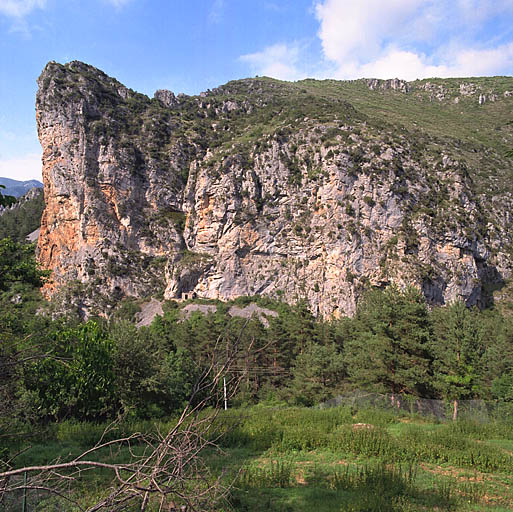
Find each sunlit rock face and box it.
[36,61,513,316]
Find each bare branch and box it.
[1,322,250,510]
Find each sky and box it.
[1,0,513,182]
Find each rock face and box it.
[36,61,513,317]
[366,78,410,93]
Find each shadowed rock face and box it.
[36,61,513,317]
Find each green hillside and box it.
[3,69,513,510]
[0,188,44,242]
[205,75,513,196]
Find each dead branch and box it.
[0,322,249,511]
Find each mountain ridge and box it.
[0,177,43,198]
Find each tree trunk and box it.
[452,399,458,421]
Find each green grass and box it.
[4,406,513,511]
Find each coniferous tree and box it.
[266,314,297,375]
[0,190,44,241]
[430,301,484,419]
[280,299,318,355]
[0,238,45,291]
[289,341,345,406]
[344,285,433,398]
[479,310,513,395]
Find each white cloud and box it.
[240,1,513,81]
[313,0,513,80]
[446,43,513,76]
[315,0,425,64]
[0,0,46,18]
[339,49,441,81]
[332,43,513,80]
[0,0,47,35]
[239,43,306,81]
[0,153,42,182]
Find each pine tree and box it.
[289,341,345,406]
[430,301,484,419]
[480,310,513,393]
[344,285,433,399]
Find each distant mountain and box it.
[0,177,43,197]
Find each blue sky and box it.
[1,0,513,181]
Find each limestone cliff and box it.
[36,61,513,316]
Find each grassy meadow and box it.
[4,405,513,511]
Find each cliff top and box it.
[38,61,513,198]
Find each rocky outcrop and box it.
[416,80,504,104]
[36,61,187,300]
[366,78,410,93]
[0,187,42,216]
[154,89,180,108]
[36,62,513,317]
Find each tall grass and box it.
[6,404,513,511]
[239,460,294,488]
[16,406,513,474]
[215,406,513,472]
[235,461,457,512]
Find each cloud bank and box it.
[241,0,513,80]
[239,43,306,81]
[315,0,513,79]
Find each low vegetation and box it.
[1,235,513,510]
[4,406,513,510]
